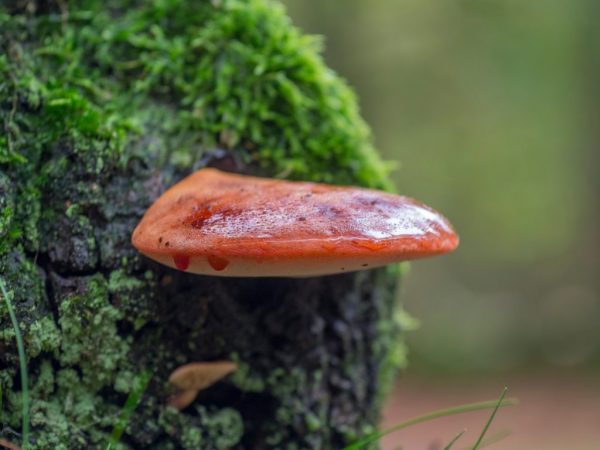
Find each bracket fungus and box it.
[132,168,458,277]
[167,361,237,410]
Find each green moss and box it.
[57,274,129,390]
[0,172,14,242]
[109,269,145,293]
[1,0,390,196]
[181,427,203,449]
[2,362,122,450]
[199,407,244,448]
[159,406,243,450]
[26,316,61,359]
[228,355,266,393]
[108,269,156,330]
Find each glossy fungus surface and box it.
[131,169,458,277]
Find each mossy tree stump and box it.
[0,1,406,448]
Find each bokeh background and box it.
[282,1,599,448]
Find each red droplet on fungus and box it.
[173,255,190,271]
[207,255,229,271]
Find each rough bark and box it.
[0,1,406,449]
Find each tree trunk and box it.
[0,1,405,449]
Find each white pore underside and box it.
[147,252,401,278]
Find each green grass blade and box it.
[0,277,29,449]
[105,370,152,450]
[342,395,518,450]
[443,430,466,450]
[471,387,507,450]
[459,430,511,450]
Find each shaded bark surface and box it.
[0,1,403,448]
[0,147,401,449]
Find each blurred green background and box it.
[282,0,599,375]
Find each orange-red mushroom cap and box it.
[131,168,458,277]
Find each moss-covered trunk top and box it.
[0,1,406,449]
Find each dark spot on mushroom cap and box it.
[190,206,213,229]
